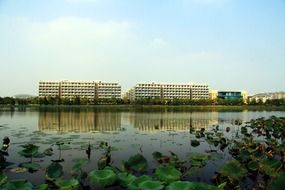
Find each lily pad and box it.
[117,172,137,187]
[1,179,33,190]
[152,151,163,161]
[0,171,8,186]
[155,165,181,183]
[72,158,88,173]
[122,154,148,173]
[247,160,259,172]
[88,168,116,187]
[271,172,285,190]
[139,180,164,190]
[191,140,200,147]
[55,178,79,190]
[260,157,281,176]
[189,153,209,168]
[187,167,200,176]
[188,182,219,190]
[46,162,63,179]
[219,160,247,181]
[166,181,191,190]
[18,144,39,158]
[127,175,152,190]
[20,162,41,172]
[210,152,224,161]
[38,184,49,190]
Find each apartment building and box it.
[190,84,209,99]
[39,80,121,99]
[249,92,285,103]
[127,82,209,100]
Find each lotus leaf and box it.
[38,184,49,190]
[123,154,148,172]
[247,160,258,172]
[166,181,191,190]
[72,158,88,173]
[55,178,79,190]
[271,172,285,190]
[0,171,7,186]
[187,167,200,176]
[219,160,247,181]
[138,180,164,190]
[1,179,33,190]
[155,165,181,183]
[46,162,63,179]
[153,151,163,161]
[20,162,41,172]
[88,168,116,187]
[117,172,137,187]
[191,140,200,147]
[18,144,39,158]
[127,175,152,190]
[260,157,281,176]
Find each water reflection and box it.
[38,111,226,133]
[38,111,122,133]
[129,112,219,132]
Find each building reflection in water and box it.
[129,112,219,132]
[38,111,122,133]
[38,111,250,133]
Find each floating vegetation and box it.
[1,116,285,189]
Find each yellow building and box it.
[39,80,121,99]
[127,82,209,100]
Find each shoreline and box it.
[1,104,285,111]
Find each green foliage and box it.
[55,178,79,190]
[72,158,88,173]
[219,160,247,181]
[117,172,137,187]
[155,165,182,183]
[138,180,164,190]
[88,168,116,187]
[127,175,152,190]
[0,171,8,186]
[122,154,148,173]
[46,162,63,179]
[1,179,33,190]
[19,162,41,172]
[18,144,39,158]
[271,172,285,190]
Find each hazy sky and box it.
[0,0,284,96]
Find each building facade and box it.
[39,80,121,99]
[127,82,209,100]
[249,92,285,103]
[210,90,248,103]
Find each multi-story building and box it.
[210,90,248,103]
[134,83,162,99]
[127,82,209,100]
[190,84,209,99]
[272,92,285,100]
[39,80,121,99]
[249,92,285,103]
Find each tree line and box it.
[1,96,285,106]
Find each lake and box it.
[0,107,285,189]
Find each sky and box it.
[0,0,285,96]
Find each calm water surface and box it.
[0,108,285,188]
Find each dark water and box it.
[0,108,285,187]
